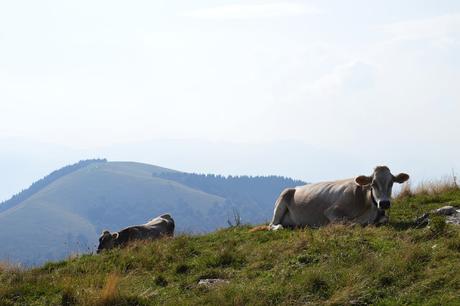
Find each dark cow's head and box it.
[355,166,409,210]
[97,230,119,253]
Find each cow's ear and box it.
[112,232,119,240]
[102,230,110,235]
[355,175,372,186]
[394,173,410,184]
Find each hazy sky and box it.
[1,1,459,201]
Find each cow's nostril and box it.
[379,201,391,210]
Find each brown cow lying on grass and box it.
[97,214,175,253]
[265,166,409,230]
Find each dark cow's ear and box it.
[355,175,372,186]
[112,232,119,240]
[394,173,410,184]
[102,230,110,235]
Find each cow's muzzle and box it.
[378,200,391,210]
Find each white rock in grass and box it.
[434,206,457,216]
[198,279,230,286]
[447,213,460,225]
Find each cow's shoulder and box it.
[352,184,368,205]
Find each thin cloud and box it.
[381,13,460,46]
[180,2,322,20]
[298,61,376,100]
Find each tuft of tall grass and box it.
[396,173,459,200]
[0,261,12,273]
[397,181,414,198]
[0,261,22,273]
[99,273,120,305]
[0,261,24,286]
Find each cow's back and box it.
[117,215,174,244]
[294,179,356,205]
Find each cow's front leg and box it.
[324,202,353,225]
[375,213,389,226]
[270,224,284,231]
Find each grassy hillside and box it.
[1,186,459,305]
[0,161,303,266]
[0,162,226,265]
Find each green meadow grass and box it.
[1,188,460,305]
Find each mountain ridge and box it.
[0,159,108,213]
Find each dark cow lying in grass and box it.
[97,214,175,253]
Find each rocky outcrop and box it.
[414,205,460,226]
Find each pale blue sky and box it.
[1,1,459,201]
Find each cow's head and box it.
[355,166,409,210]
[97,230,119,253]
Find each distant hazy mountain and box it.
[0,160,305,265]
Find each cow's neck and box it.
[363,186,377,208]
[370,188,379,207]
[358,185,372,208]
[355,185,381,224]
